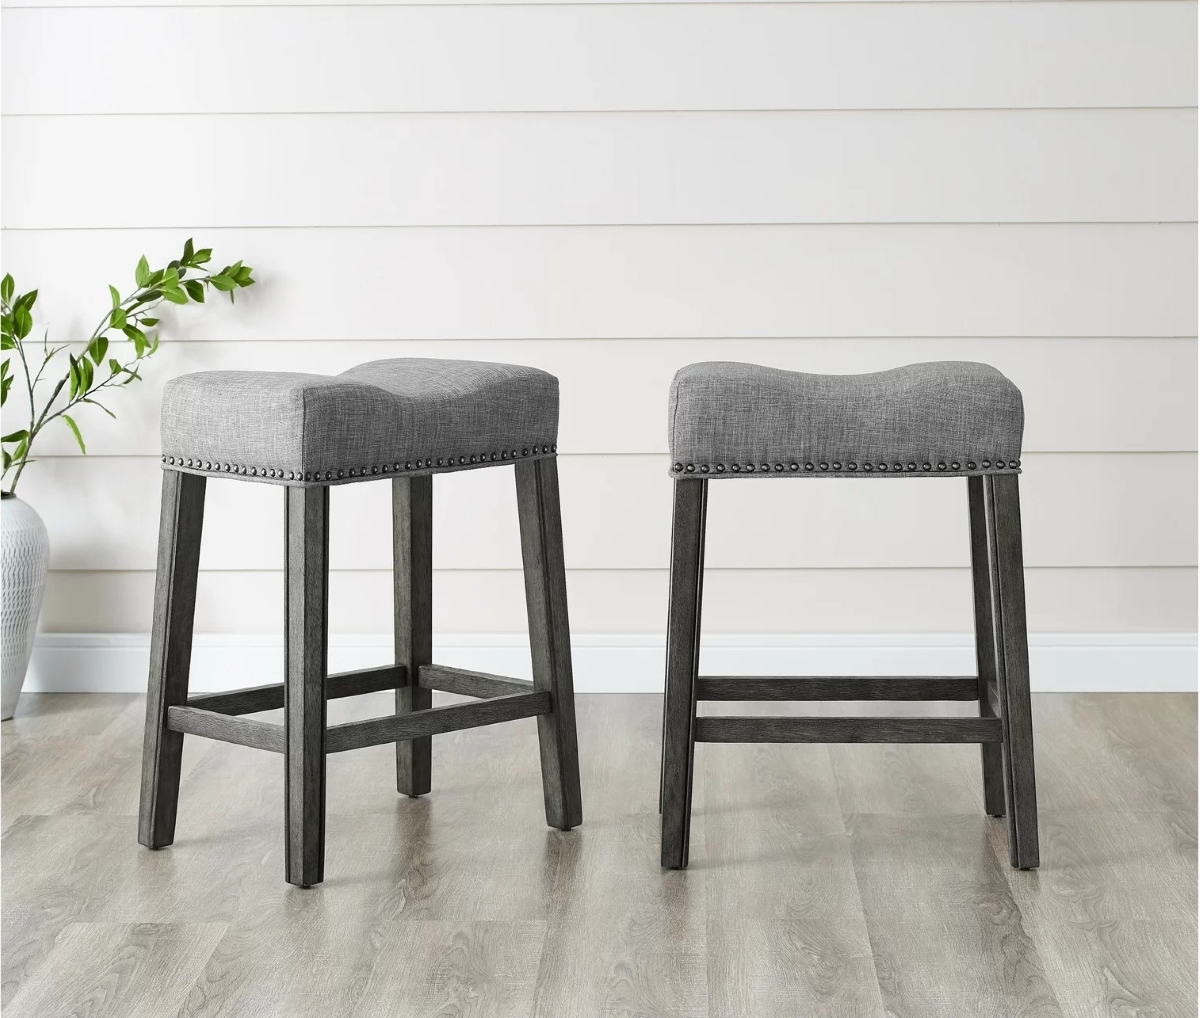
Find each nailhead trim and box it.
[666,456,1022,478]
[162,442,560,484]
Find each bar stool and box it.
[659,360,1038,870]
[139,358,583,886]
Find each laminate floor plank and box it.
[1,692,1195,1017]
[847,813,1064,1018]
[532,695,708,1018]
[4,920,225,1018]
[697,701,884,1017]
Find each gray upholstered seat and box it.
[668,360,1023,478]
[160,358,559,485]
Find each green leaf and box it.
[184,279,204,302]
[15,290,37,312]
[122,366,142,385]
[1,334,14,351]
[149,335,159,355]
[135,256,150,288]
[208,275,235,292]
[12,438,26,461]
[235,265,255,285]
[109,307,127,330]
[192,248,212,265]
[2,450,10,471]
[82,397,116,419]
[183,238,195,263]
[109,284,121,309]
[1,274,13,304]
[108,358,122,376]
[140,317,159,327]
[61,414,86,455]
[79,356,94,393]
[13,306,32,339]
[161,288,188,305]
[88,335,108,365]
[146,270,164,288]
[2,429,29,443]
[68,354,80,399]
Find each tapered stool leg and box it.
[661,479,707,869]
[393,476,433,797]
[516,458,583,830]
[139,470,206,849]
[988,475,1039,869]
[967,477,1006,817]
[284,486,329,887]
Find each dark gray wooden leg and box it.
[967,476,1006,817]
[393,476,433,797]
[661,478,707,869]
[515,458,583,831]
[284,486,329,887]
[138,470,206,849]
[988,474,1040,869]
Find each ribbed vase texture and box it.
[2,496,49,720]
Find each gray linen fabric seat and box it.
[668,361,1023,478]
[160,358,559,485]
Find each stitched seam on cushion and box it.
[669,375,681,461]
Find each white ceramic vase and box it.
[2,494,49,720]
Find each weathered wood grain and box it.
[695,715,1002,744]
[324,691,550,753]
[696,674,979,701]
[418,663,534,699]
[138,470,206,851]
[394,475,434,797]
[515,457,584,832]
[660,479,707,870]
[185,665,405,716]
[166,707,284,753]
[968,474,1007,818]
[284,485,329,887]
[988,474,1040,869]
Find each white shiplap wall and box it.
[1,0,1196,689]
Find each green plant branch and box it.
[1,239,254,494]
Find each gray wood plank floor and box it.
[2,692,1195,1017]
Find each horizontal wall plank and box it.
[3,225,1193,339]
[3,4,1193,115]
[6,110,1194,228]
[3,0,1158,9]
[38,567,1199,634]
[16,453,1196,571]
[17,338,1196,457]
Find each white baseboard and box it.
[24,632,1197,694]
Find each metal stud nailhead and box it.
[685,464,695,473]
[1009,460,1018,468]
[700,465,710,474]
[522,448,529,456]
[951,462,959,470]
[819,462,829,471]
[922,463,931,471]
[674,463,684,472]
[774,464,783,472]
[458,456,465,464]
[501,451,509,460]
[337,469,344,478]
[790,463,799,472]
[250,467,257,476]
[848,462,857,471]
[879,464,887,471]
[832,462,841,470]
[936,463,946,471]
[967,461,976,470]
[863,463,872,472]
[982,460,991,468]
[716,464,726,473]
[805,463,814,471]
[551,445,557,453]
[907,463,917,472]
[895,463,904,472]
[731,464,740,472]
[746,464,755,472]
